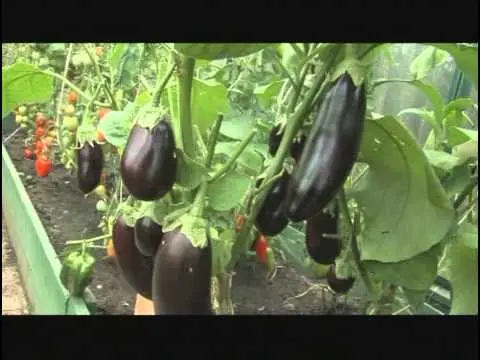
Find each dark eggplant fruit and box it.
[268,124,283,156]
[255,172,290,236]
[120,120,177,201]
[112,216,154,300]
[305,201,340,265]
[134,217,163,257]
[152,231,212,315]
[290,135,307,162]
[77,141,104,194]
[326,264,355,294]
[285,73,366,222]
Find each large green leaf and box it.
[397,108,440,134]
[426,43,478,88]
[423,150,461,172]
[352,116,456,262]
[174,43,270,60]
[192,78,229,134]
[219,114,256,141]
[443,98,475,117]
[410,46,450,80]
[2,63,54,119]
[363,244,442,290]
[444,235,478,314]
[373,79,445,123]
[207,171,250,212]
[214,141,263,174]
[113,43,145,90]
[97,104,137,149]
[254,80,285,109]
[175,149,209,190]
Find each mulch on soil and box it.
[3,128,364,315]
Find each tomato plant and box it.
[2,42,477,316]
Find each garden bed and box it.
[3,127,363,315]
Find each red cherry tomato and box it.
[35,158,53,177]
[98,108,111,120]
[255,235,269,264]
[35,127,46,138]
[24,148,34,160]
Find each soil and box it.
[3,128,364,315]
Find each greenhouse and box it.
[1,43,477,315]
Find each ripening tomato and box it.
[35,158,53,177]
[98,108,111,120]
[36,141,46,152]
[96,130,106,142]
[35,113,48,128]
[67,91,78,105]
[255,235,269,264]
[35,127,46,138]
[95,47,104,57]
[24,148,35,160]
[63,104,76,116]
[43,136,55,146]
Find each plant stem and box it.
[54,43,74,154]
[216,273,234,314]
[177,56,195,158]
[226,50,340,272]
[338,189,376,298]
[66,233,111,245]
[152,62,176,107]
[205,114,224,168]
[81,44,118,110]
[43,69,110,107]
[209,129,257,184]
[454,176,478,210]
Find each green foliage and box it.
[175,149,209,189]
[207,171,251,212]
[352,116,456,263]
[2,62,54,118]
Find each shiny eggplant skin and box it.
[326,264,355,294]
[152,231,212,315]
[134,217,163,257]
[255,172,290,236]
[112,216,154,299]
[120,120,177,201]
[305,201,340,265]
[285,73,366,222]
[268,124,283,156]
[77,141,104,194]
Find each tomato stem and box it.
[81,44,118,110]
[205,113,224,168]
[66,233,111,245]
[209,129,257,184]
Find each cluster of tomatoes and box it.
[59,91,80,169]
[17,104,56,178]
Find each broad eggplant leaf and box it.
[363,244,442,290]
[426,43,478,88]
[352,116,456,262]
[2,63,54,119]
[207,171,250,212]
[219,114,256,141]
[192,79,229,134]
[175,148,209,190]
[410,46,450,80]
